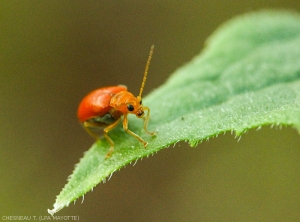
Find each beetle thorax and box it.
[109,91,143,116]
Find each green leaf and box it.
[48,10,300,215]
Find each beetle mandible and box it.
[77,45,156,158]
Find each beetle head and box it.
[110,91,144,117]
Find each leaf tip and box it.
[47,202,65,216]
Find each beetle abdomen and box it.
[87,113,116,125]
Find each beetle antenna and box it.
[138,45,154,100]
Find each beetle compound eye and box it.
[127,104,134,111]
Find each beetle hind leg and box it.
[83,119,121,159]
[83,121,101,140]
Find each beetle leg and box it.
[123,114,148,147]
[83,121,102,140]
[83,120,120,158]
[142,106,157,136]
[104,118,121,158]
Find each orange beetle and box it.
[77,45,156,158]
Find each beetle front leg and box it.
[142,106,157,136]
[123,114,148,147]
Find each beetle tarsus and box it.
[145,129,157,136]
[105,147,114,159]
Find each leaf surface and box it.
[48,10,300,215]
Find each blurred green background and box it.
[1,1,300,221]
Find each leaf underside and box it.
[48,10,300,215]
